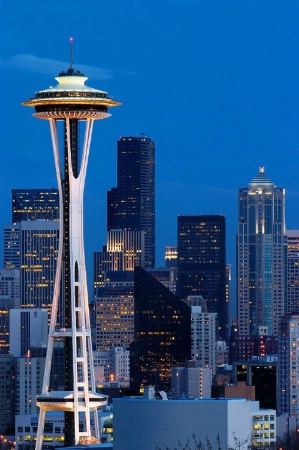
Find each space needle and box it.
[22,40,120,449]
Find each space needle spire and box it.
[23,44,120,449]
[70,37,74,69]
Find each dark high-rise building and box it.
[12,188,59,224]
[130,266,191,393]
[177,215,226,338]
[107,136,155,268]
[233,361,277,410]
[0,355,16,434]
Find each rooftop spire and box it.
[248,166,275,188]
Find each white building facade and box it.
[10,309,48,357]
[15,357,46,415]
[191,305,217,375]
[113,394,274,450]
[171,365,211,399]
[93,347,130,384]
[251,409,276,448]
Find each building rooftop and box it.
[248,166,275,188]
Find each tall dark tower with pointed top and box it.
[107,135,156,268]
[23,43,120,448]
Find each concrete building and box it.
[95,271,134,351]
[0,268,20,354]
[19,221,59,312]
[278,312,299,419]
[113,390,275,450]
[3,225,21,270]
[286,229,299,314]
[4,221,60,321]
[15,357,46,415]
[0,268,20,302]
[224,381,255,401]
[15,409,114,449]
[10,309,48,357]
[0,298,15,354]
[191,305,217,375]
[15,413,64,449]
[0,355,16,434]
[216,340,229,366]
[171,363,211,399]
[250,408,276,448]
[93,347,130,384]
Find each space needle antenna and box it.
[69,37,74,69]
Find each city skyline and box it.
[2,1,299,307]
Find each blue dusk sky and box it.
[1,0,299,308]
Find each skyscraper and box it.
[95,271,135,351]
[93,228,145,292]
[4,225,21,269]
[5,188,59,266]
[177,215,226,338]
[0,355,16,434]
[18,221,60,312]
[191,305,217,375]
[0,268,20,354]
[277,312,299,420]
[237,167,287,336]
[130,266,191,393]
[286,230,299,314]
[9,309,48,357]
[4,221,60,323]
[12,188,59,223]
[107,136,155,268]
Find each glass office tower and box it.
[237,167,287,336]
[177,215,227,338]
[12,188,59,223]
[107,136,155,268]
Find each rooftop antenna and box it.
[69,37,74,69]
